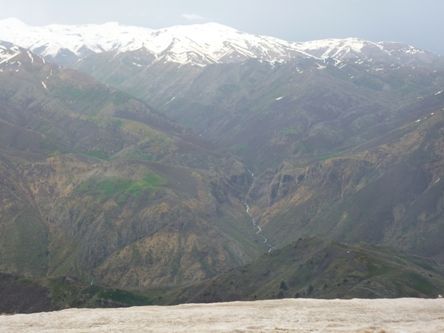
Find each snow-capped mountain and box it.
[0,18,435,68]
[0,18,310,66]
[0,40,47,70]
[301,38,433,65]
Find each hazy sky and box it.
[0,0,443,53]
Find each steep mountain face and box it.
[247,92,444,262]
[77,47,443,170]
[0,42,264,290]
[170,238,444,302]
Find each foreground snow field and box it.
[1,299,444,332]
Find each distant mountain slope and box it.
[247,91,444,262]
[0,42,264,290]
[171,238,444,303]
[1,19,441,171]
[71,46,443,171]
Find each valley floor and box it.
[1,299,444,332]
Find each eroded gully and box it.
[244,169,273,253]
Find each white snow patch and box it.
[0,50,20,65]
[435,90,443,96]
[165,96,176,105]
[1,299,444,332]
[275,96,285,101]
[41,81,47,90]
[27,50,34,63]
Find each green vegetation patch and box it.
[83,115,124,129]
[76,172,167,201]
[81,150,111,160]
[124,149,155,161]
[97,289,153,306]
[46,278,153,309]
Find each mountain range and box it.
[0,18,434,67]
[0,18,443,312]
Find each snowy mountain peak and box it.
[0,40,48,71]
[0,19,311,66]
[0,18,433,67]
[298,38,381,59]
[297,37,429,64]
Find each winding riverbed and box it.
[244,202,273,253]
[244,169,273,253]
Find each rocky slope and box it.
[244,91,444,262]
[171,238,444,303]
[0,42,264,289]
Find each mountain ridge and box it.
[0,18,436,67]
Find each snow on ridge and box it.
[296,38,429,63]
[297,38,378,58]
[0,18,432,67]
[0,18,309,66]
[0,42,21,65]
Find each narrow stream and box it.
[244,169,273,253]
